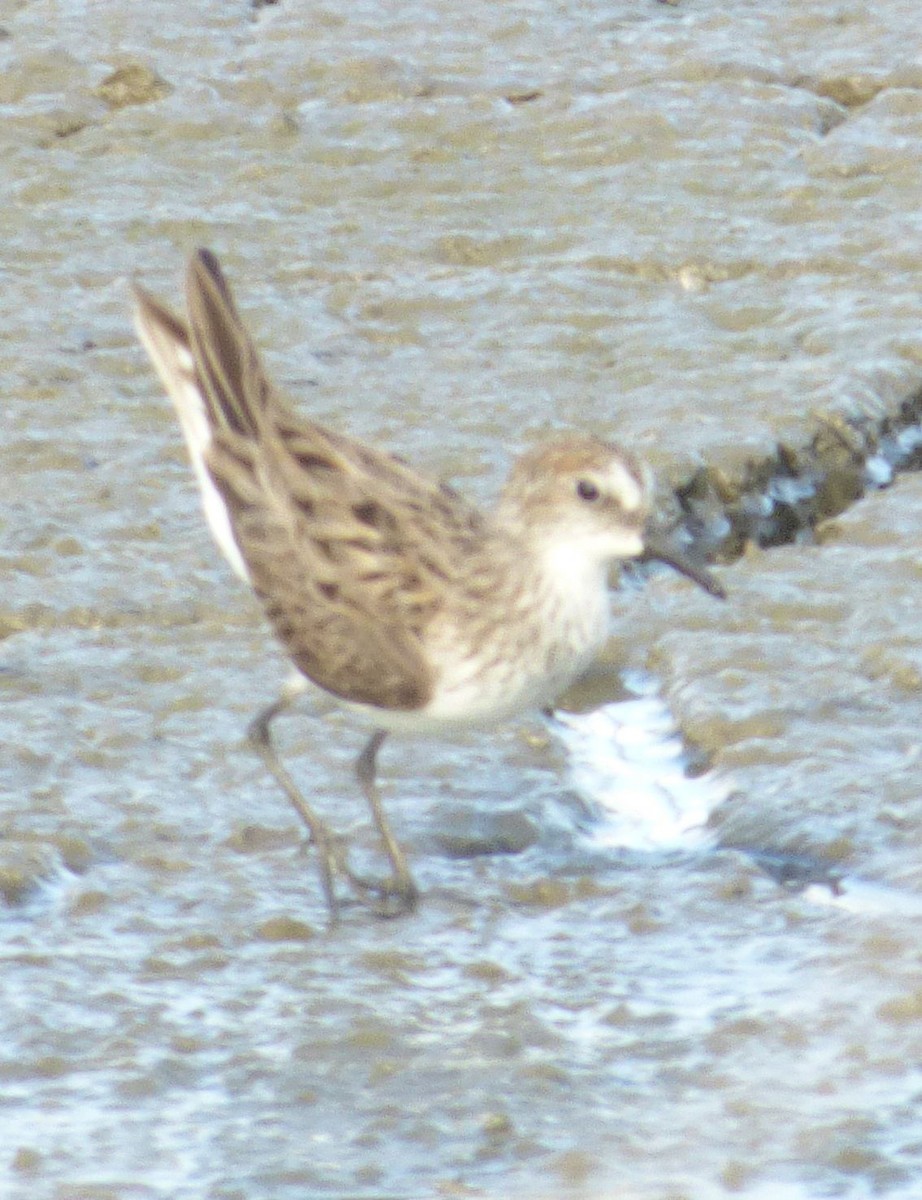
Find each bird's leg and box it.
[338,729,419,917]
[248,694,342,922]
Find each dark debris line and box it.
[673,382,922,564]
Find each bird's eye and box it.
[576,479,600,502]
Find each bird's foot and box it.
[335,853,419,918]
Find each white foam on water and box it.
[553,679,728,852]
[800,877,922,918]
[553,674,922,922]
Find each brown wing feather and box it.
[185,249,269,437]
[185,250,482,712]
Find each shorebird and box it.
[133,250,723,919]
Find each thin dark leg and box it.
[248,695,341,921]
[347,729,419,917]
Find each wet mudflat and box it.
[3,1,922,1197]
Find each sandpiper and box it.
[133,250,723,919]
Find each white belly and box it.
[381,571,612,733]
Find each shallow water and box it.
[3,1,922,1198]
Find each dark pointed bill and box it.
[642,534,726,600]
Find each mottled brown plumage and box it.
[133,249,723,919]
